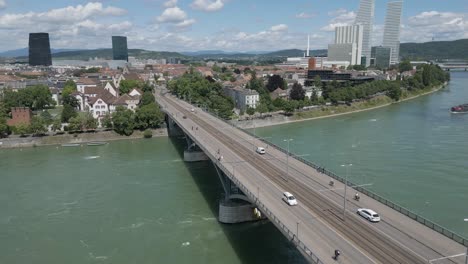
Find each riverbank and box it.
[0,128,168,149]
[233,83,447,129]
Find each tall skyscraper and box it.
[382,1,403,65]
[28,33,52,66]
[112,36,128,61]
[354,0,375,66]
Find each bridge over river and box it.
[156,91,467,264]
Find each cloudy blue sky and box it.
[0,0,466,52]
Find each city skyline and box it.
[0,0,466,52]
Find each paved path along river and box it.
[0,72,467,263]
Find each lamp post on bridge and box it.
[465,218,468,264]
[341,163,352,221]
[283,139,293,181]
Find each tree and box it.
[289,82,305,101]
[40,110,53,125]
[135,103,165,130]
[51,119,62,132]
[266,74,286,92]
[84,112,98,131]
[62,93,79,107]
[61,104,77,122]
[101,113,113,129]
[112,106,135,136]
[281,101,295,115]
[67,116,81,132]
[399,60,413,73]
[15,123,30,137]
[422,64,433,87]
[0,114,9,138]
[62,80,77,98]
[387,84,402,101]
[256,104,268,115]
[141,82,154,93]
[29,85,56,110]
[246,107,255,116]
[233,68,241,74]
[311,90,318,103]
[29,116,47,136]
[314,76,322,89]
[119,80,142,95]
[140,92,156,106]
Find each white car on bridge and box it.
[256,147,266,154]
[357,208,381,222]
[283,192,298,206]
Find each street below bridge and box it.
[157,92,467,264]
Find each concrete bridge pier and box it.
[214,164,265,224]
[165,114,184,137]
[183,136,209,162]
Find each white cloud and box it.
[164,0,177,8]
[401,11,467,42]
[0,0,6,9]
[270,24,288,32]
[296,12,315,19]
[191,0,225,12]
[175,19,196,28]
[156,7,187,23]
[321,9,356,32]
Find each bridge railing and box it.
[194,107,468,248]
[215,160,324,264]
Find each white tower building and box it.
[382,1,403,65]
[354,0,375,66]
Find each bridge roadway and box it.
[157,93,466,264]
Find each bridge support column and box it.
[183,136,209,162]
[165,114,184,137]
[213,164,265,224]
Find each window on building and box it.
[96,111,100,116]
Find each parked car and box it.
[357,208,381,222]
[256,147,266,154]
[282,192,298,206]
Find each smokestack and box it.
[306,35,310,57]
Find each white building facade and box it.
[354,0,375,66]
[382,1,403,65]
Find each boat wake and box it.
[84,156,100,160]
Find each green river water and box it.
[1,72,467,263]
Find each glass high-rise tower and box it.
[112,36,128,61]
[28,33,52,66]
[354,0,375,66]
[382,1,403,65]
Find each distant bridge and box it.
[434,61,468,71]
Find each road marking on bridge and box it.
[428,252,466,263]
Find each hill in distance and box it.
[400,39,468,60]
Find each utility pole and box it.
[341,163,352,221]
[283,139,293,181]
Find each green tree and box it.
[61,104,77,122]
[246,107,255,116]
[256,104,268,115]
[15,123,30,137]
[135,103,165,130]
[29,116,47,136]
[62,80,77,98]
[29,85,56,110]
[289,82,305,101]
[282,101,295,115]
[399,60,413,73]
[84,112,98,131]
[51,119,62,132]
[313,76,322,88]
[266,74,286,92]
[422,64,433,87]
[112,106,135,136]
[67,116,81,132]
[141,82,154,93]
[40,110,53,125]
[233,68,241,74]
[101,113,113,130]
[0,113,9,138]
[387,84,402,101]
[140,92,156,106]
[119,80,143,95]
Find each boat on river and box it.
[61,143,81,147]
[87,141,108,146]
[450,104,468,113]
